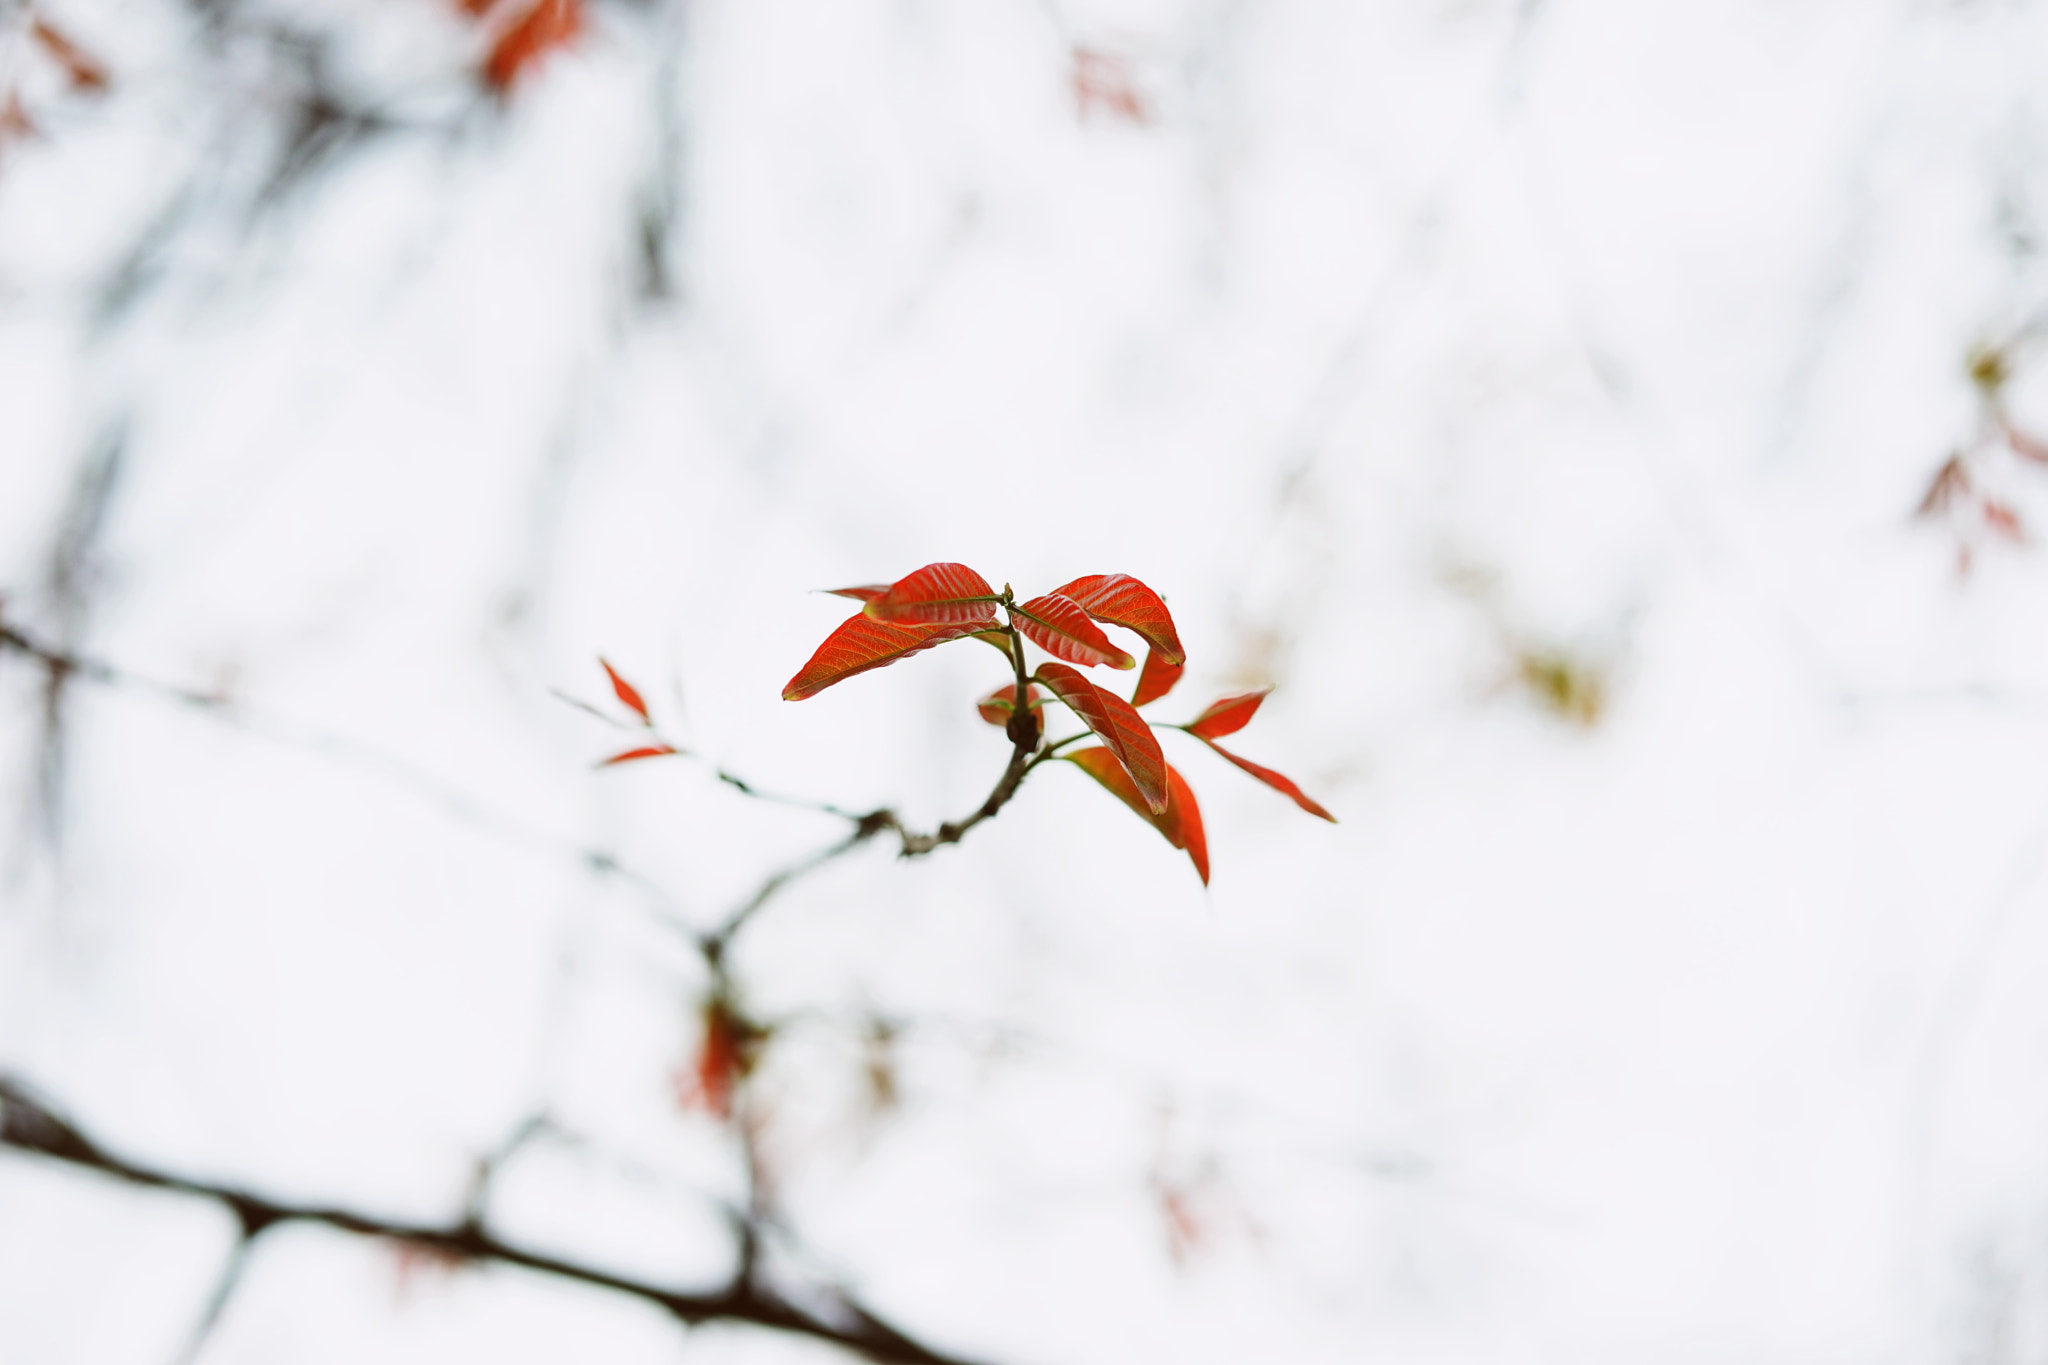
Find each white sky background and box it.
[5,0,2048,1361]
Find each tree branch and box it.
[0,1078,993,1365]
[168,1233,257,1365]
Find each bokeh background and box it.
[7,0,2048,1361]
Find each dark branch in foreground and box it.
[0,1079,992,1365]
[0,619,1040,1365]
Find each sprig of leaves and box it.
[773,562,1334,882]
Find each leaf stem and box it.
[894,615,1044,857]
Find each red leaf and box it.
[865,562,1001,627]
[1035,661,1168,813]
[976,683,1046,727]
[2006,421,2048,466]
[483,0,583,93]
[679,1001,755,1121]
[456,0,500,14]
[783,611,983,701]
[1199,739,1335,822]
[0,93,35,144]
[599,657,651,724]
[1131,647,1183,707]
[598,744,677,766]
[1052,574,1185,665]
[1072,47,1152,126]
[1186,689,1270,740]
[30,19,109,94]
[1012,594,1135,669]
[1067,749,1208,884]
[825,584,889,602]
[1985,500,2027,543]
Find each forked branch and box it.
[0,1078,991,1365]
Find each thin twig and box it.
[169,1233,258,1365]
[0,622,705,939]
[0,1078,991,1365]
[706,816,896,956]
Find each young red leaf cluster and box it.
[1916,344,2048,574]
[774,562,1334,882]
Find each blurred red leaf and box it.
[783,611,983,700]
[825,584,889,602]
[1052,573,1184,665]
[483,0,582,93]
[1067,749,1207,884]
[30,19,108,94]
[865,562,1000,627]
[387,1241,470,1302]
[1035,661,1167,813]
[1917,454,1971,517]
[1186,689,1270,740]
[1199,739,1335,822]
[976,682,1046,727]
[1985,500,2027,543]
[455,0,500,14]
[1072,47,1151,126]
[1131,647,1183,707]
[0,93,35,144]
[2005,420,2048,466]
[597,744,676,766]
[678,1001,755,1121]
[1161,1186,1205,1265]
[1013,593,1135,669]
[599,657,651,724]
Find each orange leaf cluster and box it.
[771,562,1333,882]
